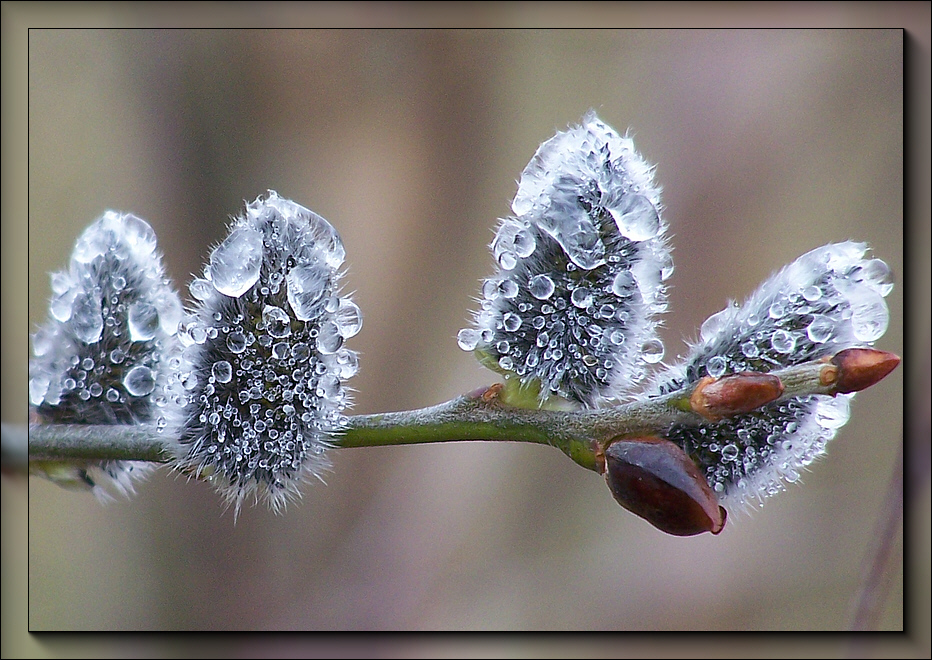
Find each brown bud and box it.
[830,348,900,394]
[690,372,784,421]
[479,383,504,403]
[604,437,726,536]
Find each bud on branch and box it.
[826,348,901,395]
[602,437,727,536]
[690,373,785,422]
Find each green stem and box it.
[16,354,875,477]
[26,423,169,463]
[22,385,697,475]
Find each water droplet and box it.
[180,369,199,392]
[609,329,625,345]
[286,263,329,321]
[816,397,850,429]
[72,225,111,263]
[153,290,182,335]
[119,213,158,255]
[316,319,343,354]
[607,193,660,241]
[128,301,160,341]
[124,365,156,396]
[721,444,739,462]
[844,286,889,342]
[806,315,834,344]
[106,277,125,295]
[498,251,518,270]
[700,307,731,343]
[336,350,359,379]
[210,226,264,297]
[707,356,727,378]
[32,328,56,358]
[319,295,338,315]
[632,258,664,309]
[190,325,208,345]
[29,374,50,405]
[513,229,536,258]
[335,299,363,338]
[803,285,822,302]
[291,342,311,361]
[72,292,104,343]
[640,338,664,363]
[493,219,538,264]
[317,373,342,400]
[263,305,292,338]
[499,279,519,299]
[861,258,894,297]
[529,274,555,300]
[769,301,786,319]
[571,287,592,308]
[741,340,759,358]
[227,331,247,354]
[482,280,499,300]
[537,210,605,271]
[272,342,289,360]
[190,278,214,301]
[611,271,635,297]
[503,312,522,332]
[50,271,73,296]
[771,329,795,354]
[106,387,120,402]
[50,287,77,322]
[300,209,346,269]
[212,360,233,383]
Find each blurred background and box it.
[4,3,929,657]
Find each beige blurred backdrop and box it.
[4,3,929,656]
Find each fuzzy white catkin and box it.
[645,242,894,508]
[167,191,361,517]
[30,211,183,500]
[459,112,672,407]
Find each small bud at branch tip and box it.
[829,348,900,394]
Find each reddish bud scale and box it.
[689,372,784,422]
[830,348,900,394]
[603,436,726,536]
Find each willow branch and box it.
[27,423,169,463]
[15,348,898,477]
